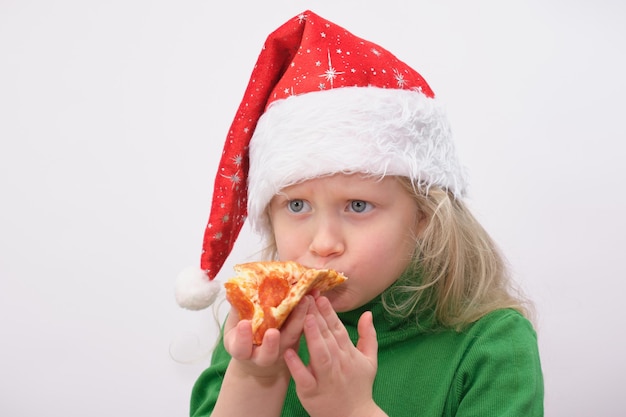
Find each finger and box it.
[308,289,321,299]
[284,348,317,392]
[280,295,312,348]
[316,296,353,348]
[226,319,254,360]
[223,306,241,332]
[306,298,335,346]
[253,328,281,366]
[303,313,333,370]
[286,294,313,325]
[356,311,378,362]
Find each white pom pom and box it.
[175,266,221,310]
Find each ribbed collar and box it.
[337,268,436,347]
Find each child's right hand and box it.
[222,295,312,378]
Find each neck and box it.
[337,268,436,343]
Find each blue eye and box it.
[349,200,371,213]
[288,199,308,213]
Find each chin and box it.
[324,291,355,313]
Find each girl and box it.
[175,10,544,417]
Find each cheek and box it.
[357,225,416,273]
[366,239,414,270]
[272,224,305,259]
[367,220,416,253]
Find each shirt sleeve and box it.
[450,310,544,417]
[189,334,232,417]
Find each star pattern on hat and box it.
[199,10,434,280]
[319,49,344,89]
[264,15,433,104]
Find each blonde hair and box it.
[261,176,533,331]
[386,178,533,330]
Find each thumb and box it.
[356,311,378,363]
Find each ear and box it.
[415,208,430,239]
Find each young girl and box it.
[175,10,544,417]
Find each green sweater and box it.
[190,299,543,416]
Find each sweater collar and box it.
[337,268,435,345]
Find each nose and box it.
[309,216,345,259]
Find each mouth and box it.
[300,261,345,275]
[322,278,349,296]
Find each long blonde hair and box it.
[384,178,533,330]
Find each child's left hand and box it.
[284,296,387,417]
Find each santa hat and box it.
[175,10,467,310]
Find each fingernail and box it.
[238,320,248,335]
[284,349,297,360]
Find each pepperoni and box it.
[256,307,280,345]
[224,282,254,320]
[258,275,290,308]
[254,321,269,345]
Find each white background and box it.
[1,0,624,416]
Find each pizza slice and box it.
[224,261,347,345]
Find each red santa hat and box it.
[175,10,467,310]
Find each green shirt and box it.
[190,299,543,416]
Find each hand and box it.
[223,295,312,378]
[284,296,385,417]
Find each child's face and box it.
[268,174,421,312]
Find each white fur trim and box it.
[248,86,468,234]
[175,266,221,310]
